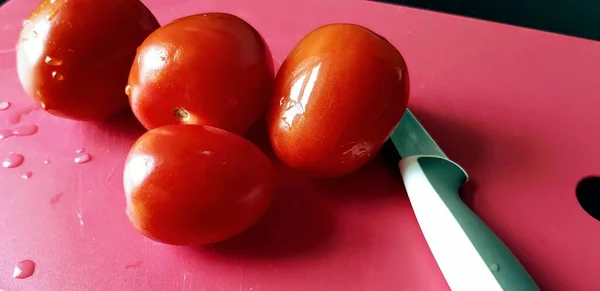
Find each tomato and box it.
[16,0,159,121]
[123,124,275,245]
[127,13,274,135]
[267,24,410,178]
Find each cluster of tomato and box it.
[16,0,410,246]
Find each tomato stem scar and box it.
[172,107,190,122]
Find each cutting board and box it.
[1,0,599,290]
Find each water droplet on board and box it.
[2,153,24,168]
[50,192,63,204]
[31,31,38,38]
[43,159,51,164]
[0,129,13,139]
[0,101,10,110]
[75,148,85,154]
[7,105,40,124]
[22,171,32,179]
[51,71,64,81]
[125,85,132,96]
[74,153,91,164]
[44,56,62,66]
[12,125,38,136]
[13,259,35,279]
[489,263,500,272]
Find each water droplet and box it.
[31,31,38,38]
[75,148,85,153]
[125,85,132,96]
[22,171,32,179]
[44,56,62,66]
[74,153,91,164]
[0,101,10,110]
[50,192,63,204]
[12,125,38,136]
[13,259,35,279]
[51,71,64,81]
[43,159,51,164]
[47,8,58,21]
[2,153,24,168]
[7,105,40,124]
[489,263,500,272]
[0,129,13,139]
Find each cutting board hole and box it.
[576,176,600,221]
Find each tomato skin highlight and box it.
[16,0,159,121]
[123,124,276,246]
[267,24,410,178]
[128,13,274,135]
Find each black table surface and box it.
[377,0,600,41]
[2,0,599,41]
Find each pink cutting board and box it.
[1,0,600,290]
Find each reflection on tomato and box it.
[127,13,274,135]
[16,0,159,121]
[267,24,410,178]
[124,124,276,245]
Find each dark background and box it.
[375,0,600,41]
[0,0,598,41]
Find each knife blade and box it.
[391,110,539,291]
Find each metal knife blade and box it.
[390,110,447,159]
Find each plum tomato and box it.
[127,13,274,135]
[267,23,410,178]
[16,0,159,121]
[123,124,276,245]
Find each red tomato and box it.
[16,0,159,121]
[267,24,410,178]
[127,13,274,135]
[124,124,275,245]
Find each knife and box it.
[390,110,539,291]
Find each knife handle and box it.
[399,155,539,291]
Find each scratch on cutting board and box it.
[77,170,84,237]
[359,247,368,283]
[182,272,189,291]
[106,166,116,183]
[124,260,143,269]
[0,48,15,55]
[239,255,244,291]
[251,252,281,274]
[76,211,84,226]
[0,185,29,220]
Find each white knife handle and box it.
[399,155,539,291]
